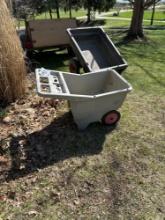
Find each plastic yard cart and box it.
[36,68,132,129]
[67,27,128,74]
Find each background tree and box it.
[13,0,46,21]
[127,0,161,39]
[150,0,156,25]
[64,0,81,18]
[83,0,116,22]
[54,0,60,18]
[45,0,61,19]
[47,0,53,19]
[68,0,72,18]
[13,0,62,21]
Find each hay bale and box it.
[0,0,26,103]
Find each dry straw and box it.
[0,0,26,103]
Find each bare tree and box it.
[83,0,116,22]
[150,0,156,25]
[55,0,60,18]
[13,0,47,22]
[127,0,161,39]
[68,0,72,18]
[63,0,82,19]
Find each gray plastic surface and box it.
[36,68,132,129]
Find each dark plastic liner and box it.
[67,27,128,73]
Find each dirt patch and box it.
[0,73,66,180]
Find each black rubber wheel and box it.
[102,110,121,126]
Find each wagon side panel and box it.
[28,19,77,48]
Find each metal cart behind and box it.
[67,27,128,74]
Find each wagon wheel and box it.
[69,57,81,74]
[102,110,121,126]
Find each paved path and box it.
[77,9,132,19]
[78,9,165,24]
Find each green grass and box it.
[0,29,165,219]
[110,10,165,21]
[104,9,165,28]
[35,9,86,20]
[120,30,165,95]
[98,18,163,30]
[105,19,130,28]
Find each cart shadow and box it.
[79,19,106,27]
[30,50,70,70]
[7,112,115,181]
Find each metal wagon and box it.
[36,68,132,130]
[67,27,128,74]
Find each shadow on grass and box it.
[144,25,165,30]
[136,63,165,88]
[30,50,70,70]
[107,26,165,47]
[78,19,106,27]
[108,25,165,31]
[6,112,115,181]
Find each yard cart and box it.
[36,68,132,130]
[67,27,128,74]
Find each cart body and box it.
[67,27,128,73]
[36,68,132,129]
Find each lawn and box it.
[0,28,165,219]
[35,9,86,20]
[104,16,165,29]
[104,18,164,30]
[109,10,165,21]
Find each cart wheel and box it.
[102,110,121,126]
[69,58,80,74]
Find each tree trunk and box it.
[87,2,91,22]
[69,0,72,18]
[128,0,145,39]
[49,8,53,19]
[55,0,60,19]
[150,0,156,25]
